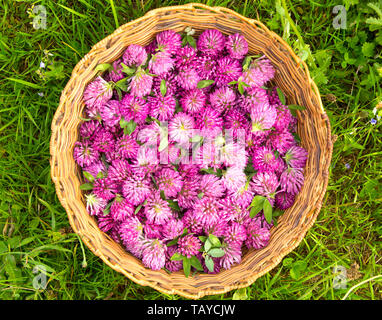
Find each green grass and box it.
[0,0,381,300]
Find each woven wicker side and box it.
[50,3,332,299]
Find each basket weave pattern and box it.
[50,4,333,299]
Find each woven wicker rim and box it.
[50,3,333,299]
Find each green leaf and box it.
[186,35,196,48]
[166,199,181,212]
[294,260,307,271]
[367,2,382,19]
[79,116,92,122]
[299,49,309,62]
[83,171,95,183]
[103,201,112,215]
[248,195,265,209]
[276,87,286,105]
[312,67,329,86]
[273,208,284,217]
[171,252,185,261]
[197,80,215,89]
[288,104,306,111]
[244,173,256,191]
[376,31,382,46]
[183,257,191,277]
[208,248,225,258]
[272,208,284,226]
[360,179,381,199]
[181,36,188,47]
[7,236,21,249]
[282,257,294,268]
[80,183,93,191]
[197,192,204,199]
[290,267,300,280]
[4,254,20,282]
[146,116,160,125]
[121,120,137,135]
[181,228,188,237]
[94,63,112,73]
[126,120,137,135]
[190,256,203,271]
[160,79,167,96]
[134,205,142,215]
[119,117,128,128]
[366,16,382,27]
[238,82,244,95]
[134,200,146,215]
[166,238,179,247]
[232,288,248,300]
[244,159,256,174]
[242,56,252,71]
[344,52,357,65]
[200,168,223,177]
[263,198,273,224]
[204,255,214,272]
[292,132,301,143]
[115,77,128,91]
[175,98,183,112]
[250,205,263,218]
[199,236,207,243]
[121,63,136,75]
[151,176,158,190]
[29,217,40,230]
[208,234,221,247]
[44,62,65,80]
[290,260,307,280]
[115,87,123,101]
[249,195,265,218]
[160,190,166,200]
[96,171,105,179]
[204,239,212,252]
[228,80,238,85]
[0,241,8,254]
[362,42,375,58]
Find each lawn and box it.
[0,0,381,300]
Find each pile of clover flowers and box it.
[74,28,308,276]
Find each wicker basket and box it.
[50,3,333,299]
